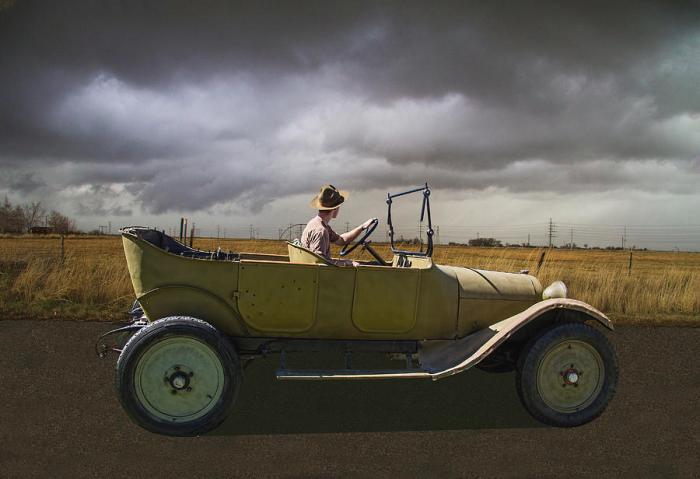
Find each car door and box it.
[351,264,421,333]
[237,260,319,333]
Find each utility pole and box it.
[217,224,220,240]
[108,221,111,235]
[345,221,350,233]
[436,225,440,245]
[527,233,530,247]
[249,224,254,239]
[570,228,574,249]
[547,218,556,247]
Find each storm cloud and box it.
[0,1,699,226]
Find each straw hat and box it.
[309,184,349,210]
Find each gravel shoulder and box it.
[0,321,698,478]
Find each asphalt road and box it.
[0,320,698,478]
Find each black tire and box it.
[115,316,241,436]
[516,322,618,427]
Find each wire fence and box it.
[0,235,123,261]
[1,221,699,263]
[155,221,700,251]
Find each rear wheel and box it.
[116,316,241,436]
[516,322,618,427]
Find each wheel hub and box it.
[170,372,189,390]
[563,368,580,385]
[165,365,193,392]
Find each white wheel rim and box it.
[134,336,225,423]
[536,339,605,414]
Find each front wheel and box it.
[115,316,241,436]
[516,322,618,427]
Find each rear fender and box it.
[420,298,613,380]
[137,285,250,336]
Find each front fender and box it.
[420,298,613,380]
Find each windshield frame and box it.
[386,183,434,257]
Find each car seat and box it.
[286,240,336,266]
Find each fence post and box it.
[628,251,633,276]
[60,235,65,263]
[535,249,546,274]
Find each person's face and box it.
[331,207,340,219]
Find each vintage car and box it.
[98,185,618,436]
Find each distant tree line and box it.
[447,236,649,251]
[467,237,502,247]
[0,197,77,234]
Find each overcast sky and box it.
[1,1,699,249]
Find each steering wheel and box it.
[339,218,379,256]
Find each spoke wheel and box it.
[116,317,241,436]
[516,321,618,427]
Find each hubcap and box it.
[536,340,604,413]
[134,337,225,422]
[564,369,579,385]
[170,372,189,390]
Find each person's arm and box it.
[334,218,377,246]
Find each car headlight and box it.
[543,281,568,300]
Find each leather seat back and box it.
[287,242,335,266]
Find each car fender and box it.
[137,285,250,336]
[420,298,613,380]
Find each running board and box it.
[276,368,431,380]
[276,300,612,382]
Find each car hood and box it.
[444,266,543,301]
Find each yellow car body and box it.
[123,229,545,341]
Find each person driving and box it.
[301,185,376,266]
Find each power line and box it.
[147,218,700,251]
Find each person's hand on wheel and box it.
[340,218,378,257]
[362,218,378,230]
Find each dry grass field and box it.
[0,234,698,325]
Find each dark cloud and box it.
[0,1,699,215]
[74,199,132,218]
[3,172,46,194]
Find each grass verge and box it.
[1,236,698,326]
